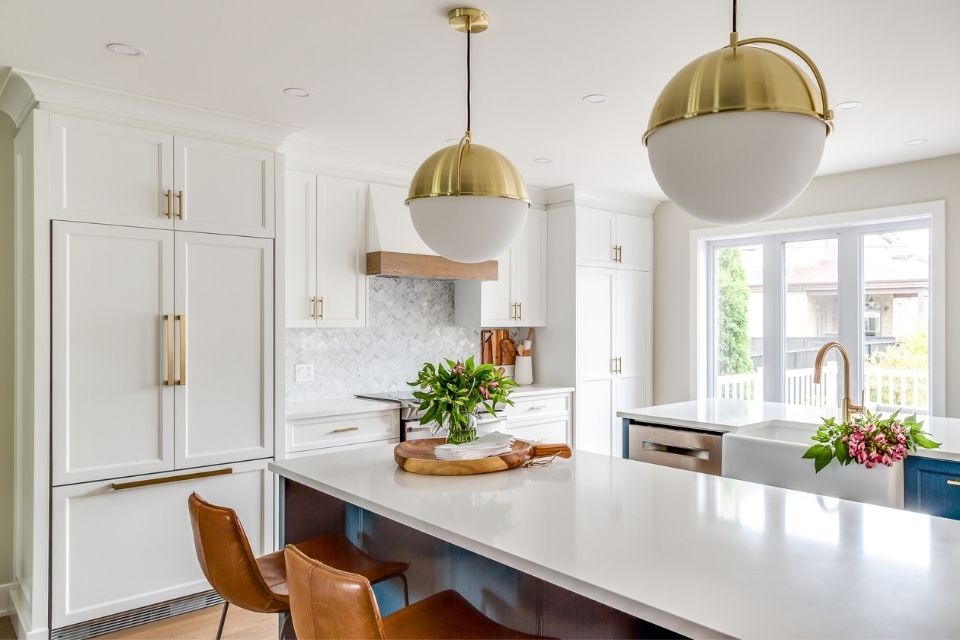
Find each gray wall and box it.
[652,154,960,417]
[286,277,480,401]
[1,118,15,593]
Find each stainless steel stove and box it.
[354,392,433,440]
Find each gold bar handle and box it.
[176,190,185,221]
[112,467,232,491]
[318,296,324,320]
[333,426,359,433]
[517,301,522,321]
[619,357,623,374]
[177,314,186,385]
[947,480,960,487]
[511,303,516,320]
[611,357,618,374]
[163,314,174,386]
[165,190,174,219]
[309,296,317,320]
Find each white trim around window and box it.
[689,200,946,416]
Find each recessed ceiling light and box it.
[282,87,310,98]
[533,157,552,164]
[446,137,461,143]
[905,138,928,146]
[835,100,862,110]
[582,93,607,104]
[106,42,145,57]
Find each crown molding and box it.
[0,69,298,147]
[545,183,661,215]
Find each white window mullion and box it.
[837,229,862,407]
[762,236,783,403]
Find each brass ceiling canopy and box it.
[644,32,833,145]
[406,7,530,206]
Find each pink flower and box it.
[479,386,490,400]
[453,362,465,375]
[488,381,499,388]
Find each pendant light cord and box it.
[466,28,472,133]
[732,0,737,32]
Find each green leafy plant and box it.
[802,409,940,473]
[408,357,517,444]
[717,247,754,376]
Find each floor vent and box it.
[51,590,223,640]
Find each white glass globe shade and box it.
[647,110,826,225]
[409,195,529,263]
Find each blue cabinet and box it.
[904,456,960,520]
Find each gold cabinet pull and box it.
[176,190,185,221]
[947,479,960,487]
[517,301,522,321]
[333,426,359,433]
[611,357,618,374]
[511,303,516,320]
[165,190,174,219]
[619,357,623,373]
[177,314,187,385]
[318,296,324,320]
[309,296,317,320]
[112,467,232,491]
[163,314,175,386]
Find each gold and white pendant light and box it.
[644,0,833,224]
[406,7,530,264]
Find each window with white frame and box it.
[699,204,942,417]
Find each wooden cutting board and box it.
[395,438,572,476]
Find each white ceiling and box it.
[1,0,958,199]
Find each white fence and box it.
[717,363,927,412]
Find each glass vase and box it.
[445,414,478,445]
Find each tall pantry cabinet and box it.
[2,71,291,639]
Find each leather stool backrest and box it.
[187,492,288,613]
[284,544,387,640]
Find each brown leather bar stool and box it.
[188,493,409,639]
[284,544,543,640]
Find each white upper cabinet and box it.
[284,172,367,328]
[49,115,174,229]
[456,209,548,327]
[317,176,367,327]
[577,207,652,270]
[52,222,175,485]
[49,115,275,237]
[173,136,275,237]
[285,171,318,328]
[174,233,274,469]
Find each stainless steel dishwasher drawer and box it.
[627,423,723,475]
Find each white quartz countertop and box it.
[619,399,960,461]
[287,387,574,420]
[270,446,960,639]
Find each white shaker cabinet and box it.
[173,136,275,238]
[174,233,274,468]
[577,207,652,271]
[285,173,367,328]
[575,267,651,456]
[51,459,273,628]
[455,209,547,327]
[49,115,275,237]
[49,114,174,229]
[52,222,176,485]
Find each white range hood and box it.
[365,183,497,280]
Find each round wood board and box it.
[394,438,535,476]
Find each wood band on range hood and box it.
[366,251,498,280]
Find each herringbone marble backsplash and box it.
[286,278,480,401]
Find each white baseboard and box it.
[0,582,13,617]
[8,583,47,640]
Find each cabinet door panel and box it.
[577,268,615,380]
[174,136,275,237]
[51,460,272,628]
[515,210,547,326]
[175,233,274,468]
[577,207,616,266]
[904,457,960,520]
[576,379,613,455]
[52,222,174,485]
[481,248,516,326]
[615,213,652,271]
[317,177,366,326]
[50,114,173,228]
[614,270,651,378]
[285,171,318,327]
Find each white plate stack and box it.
[434,431,515,461]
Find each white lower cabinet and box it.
[502,390,573,444]
[286,409,400,454]
[51,459,273,629]
[507,416,570,444]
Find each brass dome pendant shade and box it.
[644,0,834,225]
[406,7,530,264]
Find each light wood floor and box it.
[98,606,278,640]
[1,605,278,640]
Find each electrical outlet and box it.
[294,363,314,383]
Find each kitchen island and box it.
[270,444,960,639]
